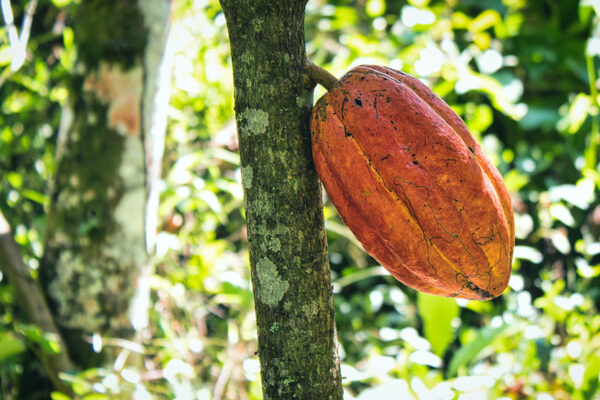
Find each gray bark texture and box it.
[40,0,171,367]
[219,1,343,399]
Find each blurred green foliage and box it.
[2,0,600,399]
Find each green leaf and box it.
[468,10,501,32]
[19,323,43,344]
[329,6,359,30]
[569,94,593,133]
[63,27,74,50]
[366,0,385,17]
[52,0,73,7]
[41,332,63,355]
[82,394,110,400]
[447,324,507,377]
[557,93,592,134]
[451,11,472,29]
[51,392,72,400]
[583,353,600,396]
[7,172,23,189]
[576,258,600,278]
[0,334,27,360]
[466,104,493,134]
[2,91,36,114]
[417,292,459,357]
[503,169,529,192]
[0,46,11,66]
[22,189,47,204]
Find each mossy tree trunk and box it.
[219,1,343,398]
[40,0,172,368]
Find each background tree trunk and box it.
[219,1,343,398]
[40,0,172,367]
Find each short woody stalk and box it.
[306,60,339,91]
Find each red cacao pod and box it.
[311,65,514,300]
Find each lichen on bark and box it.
[238,108,270,135]
[256,257,289,307]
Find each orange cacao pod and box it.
[311,65,514,300]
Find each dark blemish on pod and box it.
[468,146,474,154]
[354,98,362,107]
[381,154,390,161]
[413,161,418,165]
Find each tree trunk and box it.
[219,1,343,398]
[40,0,172,367]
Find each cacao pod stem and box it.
[306,60,339,92]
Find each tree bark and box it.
[40,0,172,367]
[219,1,343,399]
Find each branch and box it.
[0,211,75,395]
[1,0,38,71]
[1,0,19,49]
[15,0,37,70]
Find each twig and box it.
[213,357,234,400]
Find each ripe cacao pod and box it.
[311,65,514,300]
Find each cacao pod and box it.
[311,65,514,300]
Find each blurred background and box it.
[1,0,600,399]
